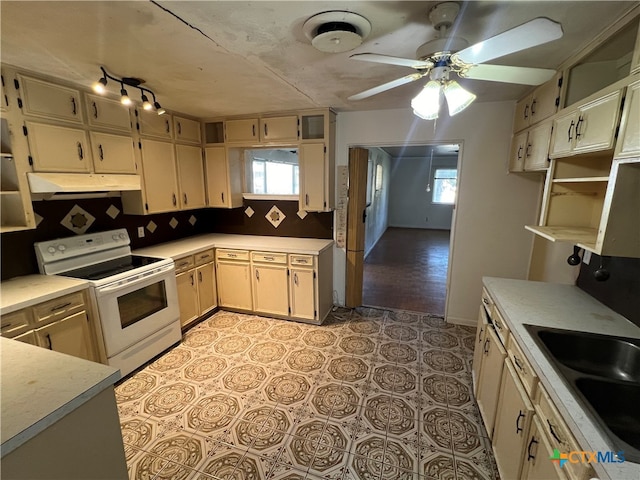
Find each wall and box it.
[388,155,457,230]
[528,236,581,284]
[334,103,544,325]
[364,148,391,257]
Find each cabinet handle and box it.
[92,101,98,119]
[513,355,525,373]
[50,302,71,312]
[517,146,523,160]
[177,122,182,135]
[547,419,563,443]
[183,193,188,205]
[527,436,538,461]
[305,194,309,205]
[524,104,529,120]
[77,142,84,160]
[264,123,268,137]
[166,119,170,133]
[228,253,237,258]
[252,124,256,137]
[526,143,532,157]
[221,192,225,203]
[515,410,525,434]
[567,120,574,141]
[177,261,189,268]
[483,338,490,355]
[98,144,104,161]
[70,97,77,115]
[575,115,584,139]
[198,271,202,282]
[477,326,484,343]
[256,269,260,280]
[190,273,194,286]
[45,333,52,350]
[482,298,490,306]
[263,256,275,261]
[530,99,537,115]
[172,193,177,206]
[294,272,299,286]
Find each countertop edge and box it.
[0,277,90,316]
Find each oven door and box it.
[94,262,179,357]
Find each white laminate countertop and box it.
[0,337,120,457]
[0,274,90,316]
[483,277,640,480]
[133,234,334,259]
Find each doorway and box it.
[347,144,460,316]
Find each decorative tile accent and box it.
[188,215,197,226]
[296,209,307,219]
[106,204,120,219]
[60,204,95,234]
[266,205,286,228]
[146,220,157,233]
[169,217,178,229]
[245,206,255,218]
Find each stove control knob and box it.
[119,233,126,240]
[47,246,56,254]
[57,244,67,252]
[112,234,119,241]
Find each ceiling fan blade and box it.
[461,64,557,85]
[455,18,563,65]
[350,53,433,70]
[348,72,425,101]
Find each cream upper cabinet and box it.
[476,326,506,439]
[524,121,552,171]
[509,131,529,172]
[85,94,132,131]
[251,260,289,317]
[225,118,258,143]
[17,74,83,123]
[513,74,561,133]
[137,109,172,139]
[139,139,179,213]
[174,116,201,144]
[204,146,243,208]
[614,77,640,158]
[260,115,298,143]
[175,144,206,209]
[89,131,136,174]
[300,143,329,211]
[34,310,95,362]
[549,87,623,158]
[25,121,91,172]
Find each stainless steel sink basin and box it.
[524,325,640,463]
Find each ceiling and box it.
[0,1,636,119]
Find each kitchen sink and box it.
[524,325,640,463]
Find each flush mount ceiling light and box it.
[303,11,371,53]
[92,66,165,115]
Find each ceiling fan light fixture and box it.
[443,80,476,116]
[411,80,441,120]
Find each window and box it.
[245,149,299,195]
[432,168,457,204]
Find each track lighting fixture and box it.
[92,66,166,115]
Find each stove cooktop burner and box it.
[58,255,164,281]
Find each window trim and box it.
[431,167,458,205]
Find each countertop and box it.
[483,277,640,480]
[134,233,334,259]
[0,337,120,457]
[0,274,89,316]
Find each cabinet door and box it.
[34,311,95,362]
[197,262,217,315]
[614,79,640,158]
[492,360,535,480]
[573,89,622,154]
[174,116,202,144]
[260,116,298,142]
[509,131,528,172]
[524,121,552,171]
[549,111,576,158]
[472,306,489,394]
[522,416,566,480]
[19,75,82,122]
[176,144,206,209]
[139,139,179,213]
[476,326,506,439]
[299,143,327,211]
[13,330,37,345]
[216,261,253,310]
[205,147,243,208]
[252,264,289,316]
[26,122,91,172]
[90,132,136,174]
[176,270,199,327]
[137,110,172,139]
[513,95,531,132]
[289,267,316,321]
[530,75,560,124]
[225,118,258,143]
[85,94,132,131]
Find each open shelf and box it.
[525,225,598,252]
[552,176,609,183]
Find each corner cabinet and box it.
[204,146,243,208]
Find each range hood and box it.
[27,172,141,196]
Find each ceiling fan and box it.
[348,2,563,117]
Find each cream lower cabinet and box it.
[251,252,289,317]
[216,249,253,311]
[472,305,489,394]
[521,415,567,480]
[475,326,506,439]
[289,254,316,322]
[34,310,94,361]
[175,249,217,328]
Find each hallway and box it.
[363,228,450,315]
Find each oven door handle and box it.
[97,263,174,293]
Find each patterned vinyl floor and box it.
[116,307,500,480]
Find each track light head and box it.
[120,85,132,106]
[154,101,166,115]
[141,93,153,111]
[92,77,107,94]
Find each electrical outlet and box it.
[138,226,145,238]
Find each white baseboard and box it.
[445,315,476,327]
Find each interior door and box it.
[345,147,369,307]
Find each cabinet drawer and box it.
[251,251,287,264]
[481,287,494,317]
[289,254,315,267]
[1,309,32,337]
[216,249,250,261]
[535,384,595,480]
[194,249,214,266]
[32,291,86,325]
[492,307,510,346]
[507,333,538,397]
[174,255,195,273]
